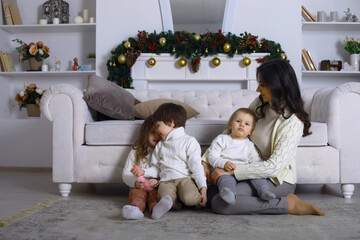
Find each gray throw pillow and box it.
[83,75,135,120]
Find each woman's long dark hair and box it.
[256,59,311,137]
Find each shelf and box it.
[302,70,360,77]
[0,23,96,33]
[302,22,360,31]
[0,70,96,77]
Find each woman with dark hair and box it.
[208,59,324,215]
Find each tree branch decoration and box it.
[107,30,288,88]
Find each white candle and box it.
[39,19,47,24]
[53,18,60,24]
[83,9,89,23]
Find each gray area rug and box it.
[1,197,359,240]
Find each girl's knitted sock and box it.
[122,205,144,220]
[151,195,172,220]
[219,187,236,205]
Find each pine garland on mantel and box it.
[107,30,288,88]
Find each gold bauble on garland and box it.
[118,54,126,64]
[280,53,287,60]
[212,57,221,67]
[124,41,131,49]
[223,42,232,53]
[159,37,166,46]
[147,57,156,67]
[178,58,187,67]
[193,34,201,41]
[242,57,251,66]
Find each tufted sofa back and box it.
[128,89,316,120]
[128,89,261,120]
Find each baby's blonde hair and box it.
[226,108,257,134]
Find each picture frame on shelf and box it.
[42,0,69,24]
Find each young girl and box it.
[121,115,161,220]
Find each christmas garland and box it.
[107,30,287,88]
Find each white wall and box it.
[222,0,301,85]
[96,0,165,78]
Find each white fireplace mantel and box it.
[131,53,268,91]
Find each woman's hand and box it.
[201,161,212,182]
[131,164,144,177]
[211,167,234,185]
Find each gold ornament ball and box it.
[147,57,156,67]
[193,34,201,41]
[118,54,126,64]
[178,58,187,67]
[242,57,251,66]
[124,41,131,49]
[281,53,287,60]
[212,57,221,67]
[159,37,166,46]
[223,42,232,52]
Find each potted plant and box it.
[344,37,360,71]
[12,39,50,71]
[15,83,45,117]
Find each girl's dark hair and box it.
[132,114,155,165]
[153,102,187,128]
[256,59,311,137]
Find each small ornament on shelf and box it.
[72,57,78,71]
[55,59,61,71]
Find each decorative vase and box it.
[26,104,40,117]
[28,58,43,71]
[350,54,360,71]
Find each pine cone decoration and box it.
[214,32,226,45]
[191,58,201,72]
[138,37,147,50]
[126,54,137,68]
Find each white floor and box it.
[0,168,359,220]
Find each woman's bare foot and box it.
[287,193,325,216]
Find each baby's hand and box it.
[224,161,236,172]
[131,164,145,177]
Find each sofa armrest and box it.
[311,82,360,184]
[310,82,360,149]
[40,83,93,182]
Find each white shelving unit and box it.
[0,0,96,167]
[301,0,360,88]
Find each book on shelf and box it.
[302,49,318,71]
[1,0,13,25]
[0,51,16,72]
[8,0,22,25]
[306,50,318,70]
[302,50,312,70]
[301,5,316,22]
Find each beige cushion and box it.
[83,75,135,120]
[134,98,199,119]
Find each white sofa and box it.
[40,82,360,198]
